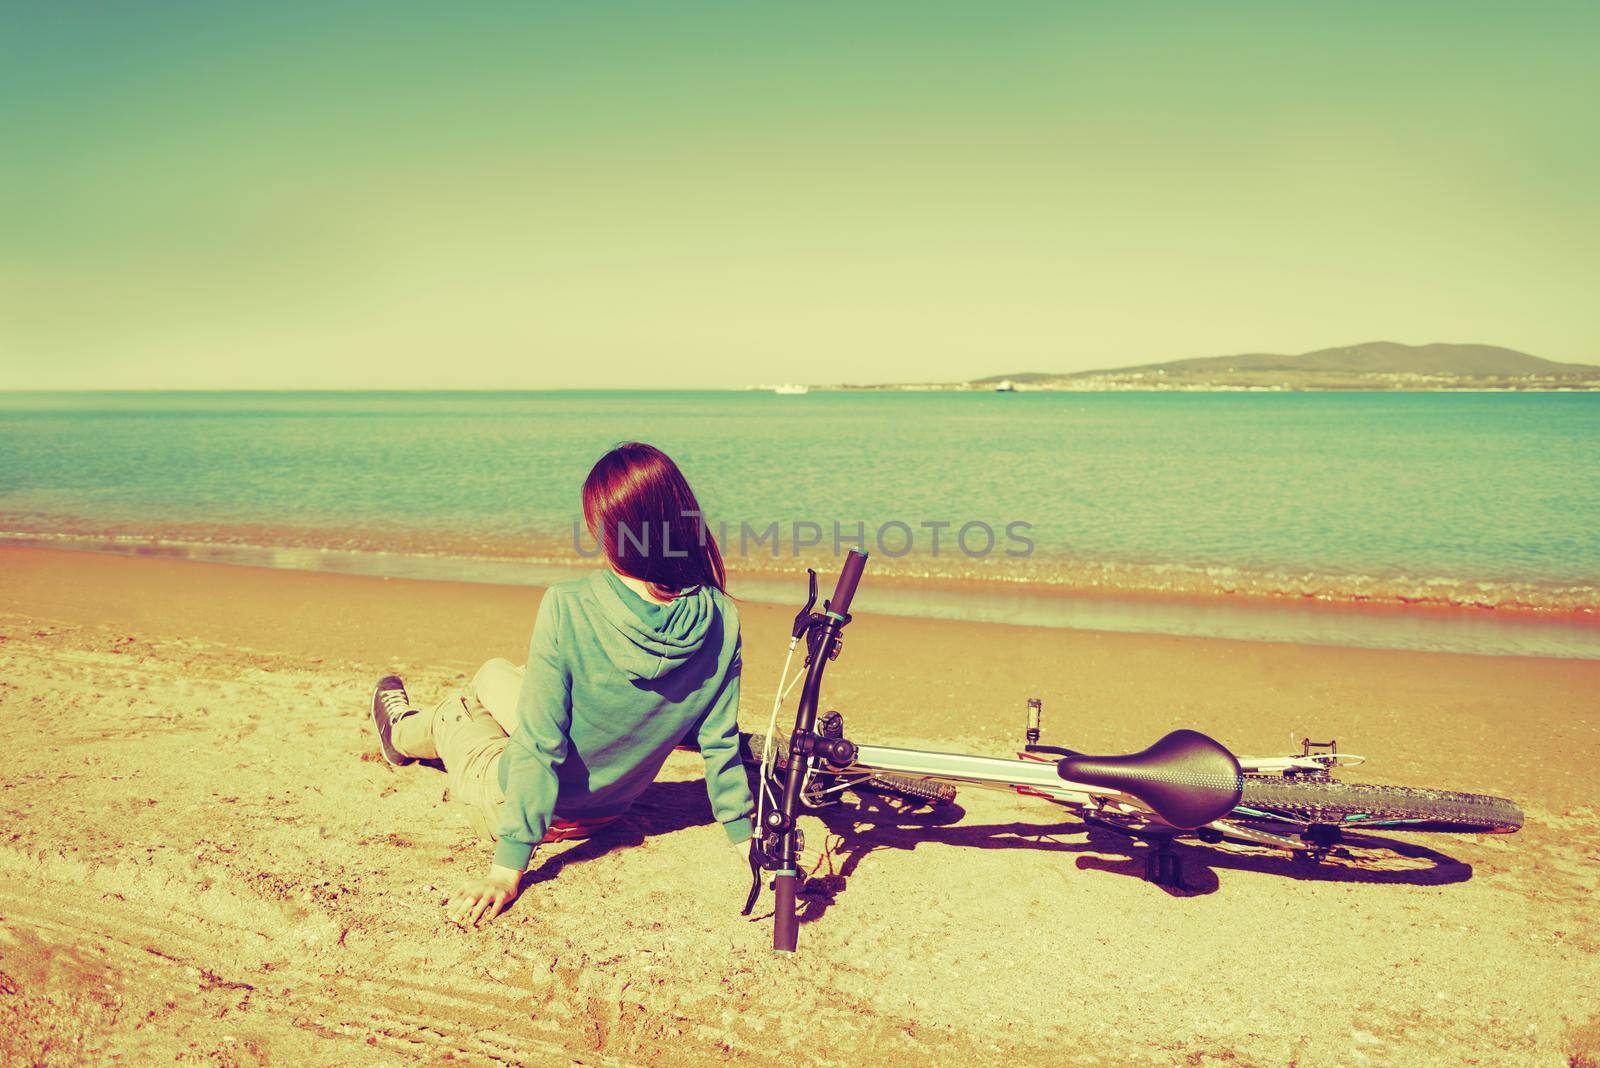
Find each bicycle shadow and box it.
[793,792,1475,924]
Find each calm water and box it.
[3,390,1598,654]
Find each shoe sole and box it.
[371,676,415,767]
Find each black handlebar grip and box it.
[826,549,869,617]
[772,872,799,953]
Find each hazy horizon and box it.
[3,3,1597,389]
[0,336,1593,393]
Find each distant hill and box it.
[970,342,1600,390]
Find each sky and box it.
[1,2,1597,389]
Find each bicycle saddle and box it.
[1057,729,1243,829]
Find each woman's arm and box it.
[696,630,755,847]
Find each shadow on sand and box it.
[519,778,720,891]
[479,774,1473,929]
[788,791,1475,927]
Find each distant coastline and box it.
[828,341,1600,393]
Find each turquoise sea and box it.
[2,390,1597,657]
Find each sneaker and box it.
[371,675,419,767]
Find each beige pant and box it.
[392,658,524,842]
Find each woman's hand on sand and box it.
[444,864,522,927]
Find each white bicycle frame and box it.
[790,738,1370,851]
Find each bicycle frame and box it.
[856,742,1105,798]
[848,741,1364,807]
[753,732,1367,842]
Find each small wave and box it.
[3,514,1600,658]
[3,520,1597,626]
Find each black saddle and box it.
[1057,729,1243,830]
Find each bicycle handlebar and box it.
[827,548,869,616]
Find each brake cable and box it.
[741,638,801,917]
[754,636,800,837]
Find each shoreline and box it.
[5,531,1598,659]
[7,519,1596,615]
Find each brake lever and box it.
[741,857,762,915]
[740,836,770,916]
[791,569,818,639]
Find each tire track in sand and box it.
[0,860,642,1066]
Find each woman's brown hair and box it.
[582,442,726,598]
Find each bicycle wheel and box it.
[1235,776,1522,834]
[740,731,957,807]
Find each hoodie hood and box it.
[589,570,717,681]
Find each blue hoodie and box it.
[492,570,753,871]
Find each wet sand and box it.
[2,546,1598,1065]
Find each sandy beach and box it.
[2,545,1598,1066]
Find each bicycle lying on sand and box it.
[739,549,1524,954]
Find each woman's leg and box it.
[388,667,526,841]
[391,688,511,841]
[433,695,511,841]
[391,668,621,847]
[390,690,452,760]
[471,657,525,737]
[390,657,520,758]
